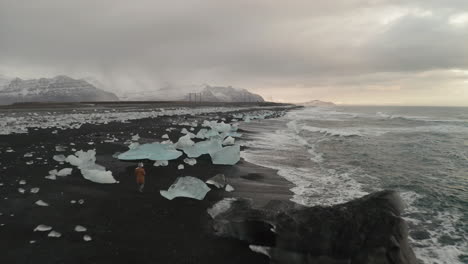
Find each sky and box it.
[0,0,467,106]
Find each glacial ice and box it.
[175,134,195,150]
[207,197,237,218]
[118,143,183,161]
[160,176,210,200]
[183,158,197,166]
[225,184,235,192]
[206,174,226,188]
[66,150,117,184]
[53,155,67,162]
[161,134,169,139]
[177,164,184,170]
[74,225,87,232]
[48,231,61,238]
[153,160,169,167]
[34,224,52,232]
[83,235,92,241]
[35,200,49,206]
[182,138,222,158]
[210,145,241,165]
[222,136,235,145]
[30,187,40,193]
[56,168,73,176]
[131,134,140,141]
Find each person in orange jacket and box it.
[135,162,146,192]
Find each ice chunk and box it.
[160,176,210,201]
[65,150,96,168]
[153,160,169,167]
[183,138,222,158]
[196,129,208,139]
[48,230,61,238]
[206,174,226,188]
[45,175,57,180]
[175,134,195,150]
[30,187,40,193]
[161,134,169,139]
[57,168,73,176]
[177,164,184,170]
[225,184,235,192]
[35,200,49,206]
[55,145,66,152]
[81,168,116,184]
[210,145,240,165]
[53,155,67,162]
[83,235,92,241]
[18,188,25,194]
[24,153,33,157]
[222,136,235,145]
[19,180,26,185]
[183,158,197,166]
[128,142,140,150]
[207,197,237,218]
[118,143,183,161]
[26,161,34,165]
[131,134,140,141]
[34,224,52,232]
[74,225,87,232]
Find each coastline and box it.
[0,103,294,263]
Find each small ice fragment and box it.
[88,142,94,145]
[153,160,169,167]
[118,143,182,161]
[70,200,76,204]
[74,225,87,232]
[53,155,67,162]
[175,134,195,149]
[225,184,234,192]
[206,174,226,188]
[222,136,235,146]
[160,176,210,201]
[48,230,61,238]
[78,199,84,204]
[19,180,26,185]
[26,161,34,165]
[83,235,92,241]
[29,240,36,244]
[35,200,49,206]
[177,164,184,170]
[131,134,140,141]
[45,175,56,180]
[34,224,52,232]
[56,168,73,176]
[55,146,66,152]
[183,158,197,166]
[18,188,25,194]
[161,134,169,139]
[24,153,33,157]
[30,187,40,193]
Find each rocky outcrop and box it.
[0,75,119,105]
[210,190,417,264]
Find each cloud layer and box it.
[1,0,467,105]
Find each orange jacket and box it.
[135,167,146,179]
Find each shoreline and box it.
[0,104,294,263]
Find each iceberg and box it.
[118,143,183,161]
[183,138,222,158]
[160,176,210,200]
[66,150,117,184]
[210,145,240,165]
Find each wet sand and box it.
[0,105,293,263]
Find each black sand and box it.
[0,104,293,264]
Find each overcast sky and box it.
[1,0,467,105]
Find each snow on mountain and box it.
[0,76,119,105]
[194,86,264,102]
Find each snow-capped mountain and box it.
[0,76,119,105]
[119,84,265,102]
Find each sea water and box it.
[240,106,468,264]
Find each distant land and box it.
[0,76,118,105]
[300,100,336,107]
[0,75,265,105]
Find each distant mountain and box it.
[0,74,12,88]
[0,75,119,105]
[186,85,264,102]
[119,84,265,102]
[300,100,336,107]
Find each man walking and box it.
[135,162,146,192]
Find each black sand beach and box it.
[0,103,293,264]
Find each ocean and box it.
[240,105,468,264]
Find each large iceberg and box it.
[182,138,222,158]
[210,145,240,165]
[117,143,182,161]
[160,176,210,200]
[66,150,117,184]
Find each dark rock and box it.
[211,190,417,264]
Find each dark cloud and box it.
[0,0,467,104]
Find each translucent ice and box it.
[210,145,240,165]
[153,160,169,167]
[81,167,116,184]
[34,224,52,232]
[118,143,183,161]
[175,134,195,150]
[177,164,184,170]
[183,138,222,158]
[225,184,235,192]
[160,176,210,200]
[222,136,235,145]
[183,158,197,166]
[206,174,226,188]
[66,150,116,184]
